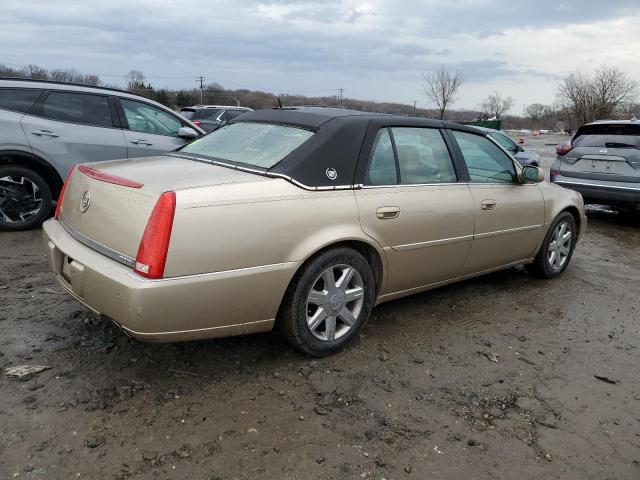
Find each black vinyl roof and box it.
[230,107,483,188]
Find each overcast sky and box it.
[2,0,639,113]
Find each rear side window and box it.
[573,124,640,149]
[392,127,457,184]
[39,91,113,127]
[452,130,516,183]
[366,129,398,185]
[0,88,42,113]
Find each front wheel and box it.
[278,248,375,356]
[0,166,53,231]
[527,212,577,278]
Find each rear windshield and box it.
[192,109,222,120]
[180,109,195,120]
[574,124,640,149]
[179,122,314,169]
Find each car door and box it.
[448,129,545,274]
[117,98,193,158]
[21,90,127,176]
[355,126,474,295]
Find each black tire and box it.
[527,211,577,278]
[278,247,375,357]
[0,165,53,231]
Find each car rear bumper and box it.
[552,176,640,208]
[43,219,300,342]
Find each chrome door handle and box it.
[32,130,59,137]
[376,206,400,219]
[481,199,497,211]
[130,139,152,145]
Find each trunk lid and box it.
[58,155,268,261]
[559,123,640,182]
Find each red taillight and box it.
[55,165,76,219]
[550,167,560,180]
[134,191,176,279]
[556,141,573,156]
[192,121,202,127]
[78,165,143,189]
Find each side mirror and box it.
[521,165,544,183]
[178,126,199,139]
[516,144,524,152]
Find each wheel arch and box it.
[0,150,63,198]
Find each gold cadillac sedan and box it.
[43,107,586,356]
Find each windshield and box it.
[574,125,640,149]
[179,122,314,169]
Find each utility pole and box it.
[339,88,343,108]
[196,76,205,104]
[413,100,417,114]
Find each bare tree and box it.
[125,70,146,90]
[423,67,463,119]
[479,91,515,119]
[557,66,638,125]
[525,103,546,123]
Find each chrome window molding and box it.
[59,218,136,268]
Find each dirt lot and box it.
[1,136,639,479]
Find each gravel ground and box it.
[1,136,639,479]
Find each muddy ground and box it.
[1,136,639,479]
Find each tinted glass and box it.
[392,127,457,184]
[121,99,182,136]
[452,130,516,183]
[0,88,42,113]
[40,92,112,127]
[573,124,640,149]
[366,129,397,185]
[180,122,313,168]
[225,110,248,120]
[488,131,516,152]
[180,109,195,120]
[193,109,222,120]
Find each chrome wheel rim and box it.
[0,175,43,224]
[547,221,572,271]
[306,264,365,341]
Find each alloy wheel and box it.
[306,264,365,341]
[547,221,572,271]
[0,175,43,224]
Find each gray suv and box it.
[551,120,640,210]
[0,79,204,230]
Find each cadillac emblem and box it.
[79,190,91,213]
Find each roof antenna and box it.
[277,97,282,109]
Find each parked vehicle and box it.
[43,107,586,356]
[477,127,540,166]
[0,78,205,231]
[551,120,640,210]
[179,105,253,132]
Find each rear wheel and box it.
[527,211,577,278]
[0,166,52,231]
[278,247,375,356]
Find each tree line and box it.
[2,63,638,130]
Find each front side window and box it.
[452,130,516,183]
[179,122,314,169]
[488,131,517,152]
[40,92,112,127]
[391,127,457,184]
[121,99,182,136]
[0,88,42,113]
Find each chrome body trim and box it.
[126,261,297,283]
[554,180,640,192]
[473,224,543,239]
[392,234,474,251]
[59,218,136,268]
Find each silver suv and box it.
[551,120,640,211]
[0,78,204,230]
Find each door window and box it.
[488,131,517,152]
[38,91,112,127]
[391,127,457,184]
[0,88,42,113]
[452,130,516,183]
[365,129,398,185]
[120,99,182,136]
